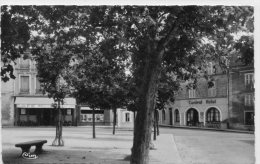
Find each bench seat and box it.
[15,140,47,155]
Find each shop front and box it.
[14,97,76,126]
[79,106,113,126]
[162,97,228,128]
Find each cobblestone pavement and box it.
[1,126,255,164]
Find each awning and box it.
[15,97,76,108]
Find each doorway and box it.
[169,108,173,125]
[186,108,199,126]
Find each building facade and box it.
[229,55,254,130]
[159,74,229,128]
[1,52,77,126]
[158,58,254,130]
[78,106,134,128]
[1,52,134,128]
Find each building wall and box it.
[1,80,15,126]
[161,97,228,126]
[117,109,134,128]
[158,56,254,130]
[3,54,77,126]
[229,65,254,130]
[159,69,229,128]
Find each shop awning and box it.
[15,97,76,108]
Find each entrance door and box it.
[42,109,51,126]
[186,108,199,126]
[169,108,173,125]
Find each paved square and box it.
[1,127,255,164]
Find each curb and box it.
[160,125,254,134]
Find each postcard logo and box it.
[22,152,38,159]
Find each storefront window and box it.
[21,108,26,115]
[206,108,220,122]
[80,108,104,122]
[67,109,72,115]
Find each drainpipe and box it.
[227,66,230,129]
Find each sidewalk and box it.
[150,134,184,164]
[160,124,254,134]
[1,127,179,164]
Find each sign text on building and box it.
[188,99,216,104]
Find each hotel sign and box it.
[189,100,202,104]
[189,99,216,105]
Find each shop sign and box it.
[206,99,216,104]
[188,99,217,105]
[189,100,202,104]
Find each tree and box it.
[84,6,253,164]
[31,44,71,146]
[65,37,129,138]
[1,6,30,82]
[98,38,130,135]
[11,6,253,163]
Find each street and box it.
[1,127,255,164]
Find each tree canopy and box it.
[1,5,254,164]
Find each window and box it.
[162,110,166,121]
[20,58,30,69]
[20,75,30,93]
[188,89,196,98]
[208,81,216,97]
[245,94,254,106]
[245,112,254,125]
[245,73,254,86]
[175,109,180,123]
[35,77,43,94]
[67,109,72,115]
[125,113,130,122]
[206,108,220,122]
[20,109,26,115]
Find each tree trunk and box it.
[130,51,162,164]
[112,108,117,135]
[52,100,64,146]
[153,112,157,140]
[156,113,159,136]
[153,120,156,140]
[92,108,96,138]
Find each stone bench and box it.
[15,140,47,155]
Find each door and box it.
[186,108,199,126]
[169,108,173,125]
[42,109,51,126]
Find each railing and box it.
[205,122,221,129]
[187,121,221,129]
[20,89,30,94]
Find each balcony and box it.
[20,88,30,94]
